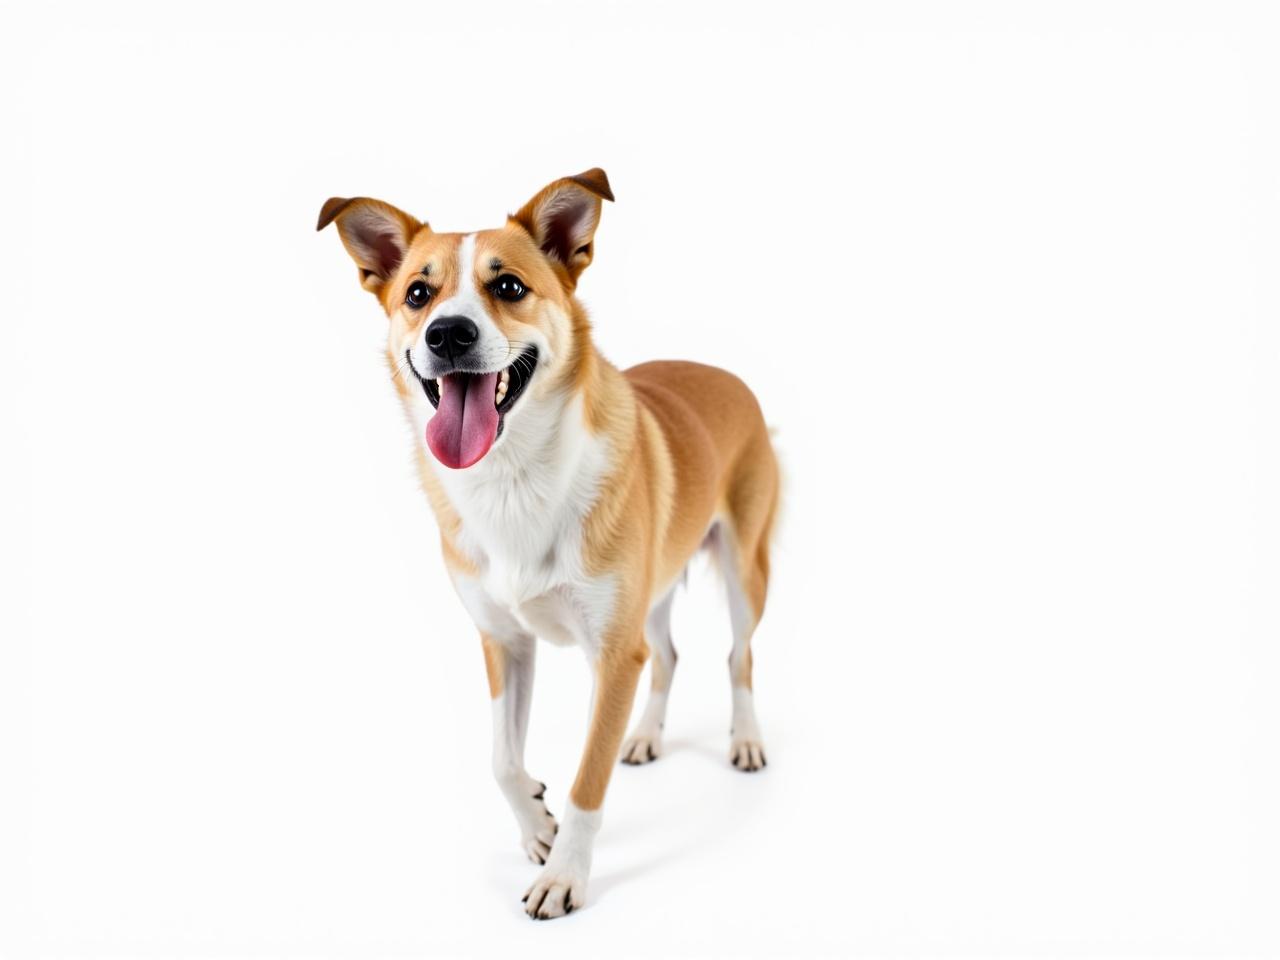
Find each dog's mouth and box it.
[408,347,538,469]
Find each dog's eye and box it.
[491,275,528,302]
[405,280,433,309]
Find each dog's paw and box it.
[619,730,662,765]
[729,738,767,772]
[517,783,559,865]
[521,815,559,865]
[522,866,586,920]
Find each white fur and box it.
[523,801,601,919]
[435,388,616,657]
[401,239,616,656]
[488,638,559,864]
[716,522,768,771]
[729,686,765,770]
[427,379,620,875]
[435,380,618,907]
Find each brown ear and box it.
[511,168,614,285]
[317,197,424,295]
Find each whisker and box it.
[502,339,536,371]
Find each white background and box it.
[3,1,1279,957]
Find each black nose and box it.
[425,315,479,363]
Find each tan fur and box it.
[570,641,647,809]
[575,358,778,753]
[481,633,506,699]
[320,170,779,823]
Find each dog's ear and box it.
[317,197,423,296]
[511,168,614,286]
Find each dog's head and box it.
[318,169,613,469]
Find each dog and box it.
[318,169,779,919]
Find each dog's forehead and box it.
[471,225,551,280]
[404,231,461,274]
[404,224,543,279]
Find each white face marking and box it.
[409,233,510,377]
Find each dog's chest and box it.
[455,495,615,651]
[434,415,616,649]
[482,537,584,644]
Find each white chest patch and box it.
[426,392,617,655]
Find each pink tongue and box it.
[426,372,500,469]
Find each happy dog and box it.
[318,169,779,918]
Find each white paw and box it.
[619,729,662,765]
[521,801,599,920]
[515,782,559,864]
[729,738,767,772]
[523,864,587,920]
[521,818,559,865]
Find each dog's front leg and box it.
[523,636,645,919]
[482,633,558,864]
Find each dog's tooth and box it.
[437,378,444,395]
[500,368,510,385]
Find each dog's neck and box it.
[425,344,630,572]
[453,383,594,487]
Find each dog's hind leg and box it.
[718,439,778,772]
[483,633,559,864]
[619,588,677,765]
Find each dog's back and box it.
[626,359,778,583]
[621,359,778,769]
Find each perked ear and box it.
[511,168,614,285]
[316,197,423,295]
